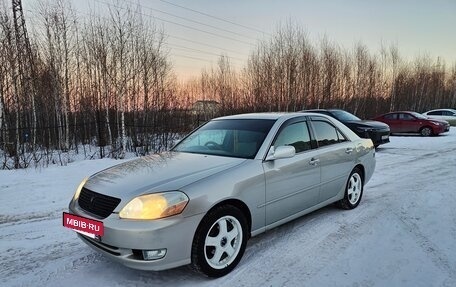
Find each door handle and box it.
[309,158,320,166]
[345,148,354,154]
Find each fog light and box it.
[142,249,167,260]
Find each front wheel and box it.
[420,126,433,136]
[338,167,364,210]
[191,205,248,277]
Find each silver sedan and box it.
[65,112,376,277]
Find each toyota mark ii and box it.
[65,112,376,277]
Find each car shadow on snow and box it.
[70,205,344,285]
[389,132,449,137]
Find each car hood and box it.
[344,120,390,130]
[427,118,449,124]
[83,152,246,199]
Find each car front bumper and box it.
[434,124,450,134]
[366,129,390,146]
[69,201,205,271]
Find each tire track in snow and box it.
[374,147,456,281]
[219,202,388,287]
[393,210,456,280]
[0,209,64,226]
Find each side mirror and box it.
[266,146,296,161]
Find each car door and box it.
[382,113,400,133]
[263,119,321,226]
[310,118,355,202]
[442,110,456,122]
[398,113,421,132]
[426,110,443,121]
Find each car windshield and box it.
[411,112,427,119]
[173,119,276,159]
[330,110,361,121]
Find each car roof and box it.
[215,112,331,121]
[301,108,343,112]
[302,109,328,112]
[383,111,414,114]
[215,113,286,120]
[425,108,456,113]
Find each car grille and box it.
[78,187,121,219]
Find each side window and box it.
[428,111,442,116]
[384,114,396,120]
[399,113,414,120]
[312,121,340,147]
[274,121,311,153]
[442,111,454,116]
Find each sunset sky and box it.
[23,0,456,80]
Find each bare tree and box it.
[2,3,456,169]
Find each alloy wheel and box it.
[421,127,432,136]
[204,215,243,269]
[348,173,362,205]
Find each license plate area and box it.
[63,212,104,239]
[381,135,389,140]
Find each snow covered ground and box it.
[1,128,456,287]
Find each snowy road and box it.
[1,129,456,287]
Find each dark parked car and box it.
[302,109,390,148]
[373,111,450,136]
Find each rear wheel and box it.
[420,126,433,136]
[338,167,363,210]
[191,205,248,277]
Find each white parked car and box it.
[423,109,456,126]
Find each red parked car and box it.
[373,111,450,136]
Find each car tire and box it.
[191,205,248,277]
[420,126,433,137]
[337,167,364,210]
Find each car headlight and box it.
[356,127,372,138]
[430,121,441,126]
[357,127,372,132]
[73,178,88,201]
[119,192,189,220]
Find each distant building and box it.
[192,100,220,121]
